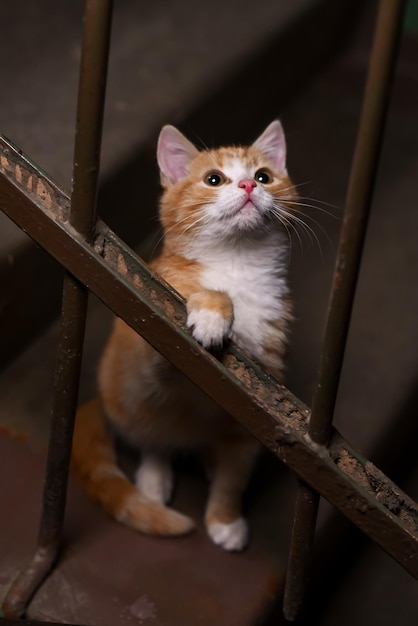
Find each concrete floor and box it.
[1,0,418,624]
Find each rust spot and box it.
[15,164,22,184]
[333,448,371,492]
[365,462,402,514]
[117,253,128,275]
[0,154,9,171]
[133,273,144,291]
[101,239,118,266]
[36,178,52,210]
[164,297,175,317]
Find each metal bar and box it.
[282,485,320,621]
[310,0,406,446]
[0,143,417,578]
[1,0,113,618]
[1,276,88,619]
[71,0,113,238]
[283,0,406,620]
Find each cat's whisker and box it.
[283,198,340,219]
[272,205,324,258]
[280,197,337,245]
[287,180,312,191]
[277,182,308,196]
[271,208,305,256]
[150,213,197,250]
[288,208,335,250]
[283,212,318,252]
[274,213,293,260]
[286,212,322,254]
[148,228,165,261]
[297,195,342,211]
[180,213,208,236]
[275,192,339,254]
[277,179,341,212]
[282,207,322,244]
[188,129,211,152]
[150,210,208,257]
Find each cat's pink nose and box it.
[239,179,257,195]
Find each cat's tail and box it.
[71,398,195,536]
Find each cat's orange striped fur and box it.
[72,121,297,550]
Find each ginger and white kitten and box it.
[72,120,296,551]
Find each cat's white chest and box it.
[199,244,287,360]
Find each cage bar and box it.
[1,0,113,617]
[283,0,407,620]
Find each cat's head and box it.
[157,121,297,251]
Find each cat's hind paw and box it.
[135,454,174,505]
[207,517,248,551]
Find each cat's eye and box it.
[205,171,226,186]
[255,169,272,184]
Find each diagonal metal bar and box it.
[1,0,114,618]
[283,0,407,619]
[0,137,417,580]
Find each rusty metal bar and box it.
[1,0,113,618]
[283,0,406,620]
[70,0,113,239]
[282,483,319,621]
[309,0,406,447]
[0,141,417,580]
[0,277,88,619]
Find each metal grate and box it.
[0,0,416,622]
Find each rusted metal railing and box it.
[0,0,416,622]
[0,124,417,618]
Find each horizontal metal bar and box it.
[0,137,417,577]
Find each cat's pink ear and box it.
[157,125,199,185]
[252,120,287,173]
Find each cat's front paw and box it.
[186,290,233,349]
[207,517,248,551]
[187,308,232,349]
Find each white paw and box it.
[135,456,173,505]
[187,308,232,349]
[207,517,248,551]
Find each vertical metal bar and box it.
[71,0,113,239]
[2,0,113,617]
[283,0,406,620]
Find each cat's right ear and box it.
[157,125,199,186]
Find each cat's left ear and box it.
[252,120,287,174]
[157,125,199,185]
